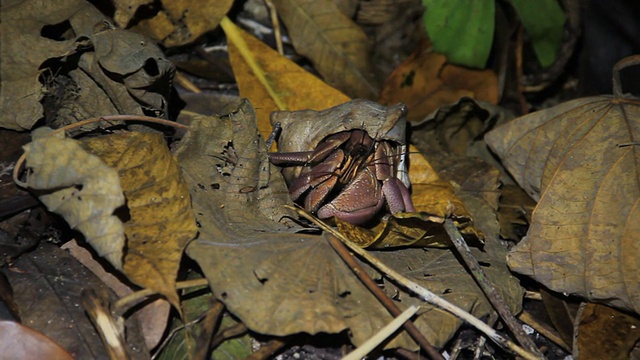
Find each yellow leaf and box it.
[82,132,198,309]
[222,17,349,142]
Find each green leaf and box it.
[422,0,495,68]
[510,0,565,67]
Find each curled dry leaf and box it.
[22,136,125,269]
[271,0,379,99]
[485,80,640,313]
[81,132,198,309]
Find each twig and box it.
[244,339,286,360]
[323,232,443,359]
[175,71,202,93]
[292,207,542,360]
[343,305,420,360]
[194,300,226,360]
[263,0,284,55]
[443,219,544,358]
[474,312,498,360]
[81,289,130,360]
[210,323,248,350]
[113,278,209,316]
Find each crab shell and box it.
[270,99,409,186]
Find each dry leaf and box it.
[224,19,350,140]
[379,46,498,123]
[272,0,379,99]
[485,93,640,313]
[573,302,640,359]
[22,136,125,269]
[175,100,520,349]
[112,0,153,27]
[82,132,198,309]
[133,0,233,47]
[0,0,101,130]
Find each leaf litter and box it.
[1,0,609,358]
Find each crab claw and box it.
[317,168,384,225]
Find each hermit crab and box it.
[269,99,415,225]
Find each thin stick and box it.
[113,278,209,316]
[323,233,443,359]
[344,305,420,360]
[264,0,284,55]
[82,289,130,360]
[443,219,543,357]
[292,207,542,360]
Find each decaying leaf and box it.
[573,302,640,359]
[132,0,233,47]
[0,0,99,130]
[485,87,640,313]
[22,135,125,269]
[379,47,498,123]
[82,132,198,309]
[271,0,379,99]
[0,0,175,131]
[176,100,521,349]
[224,19,350,141]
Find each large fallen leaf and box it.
[133,0,233,47]
[175,100,522,349]
[81,132,198,309]
[223,18,350,140]
[271,0,379,99]
[379,48,498,123]
[22,135,125,269]
[485,87,640,313]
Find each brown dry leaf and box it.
[22,135,125,269]
[82,132,198,309]
[133,0,233,47]
[573,302,640,359]
[175,101,521,349]
[379,47,498,123]
[271,0,379,99]
[224,19,350,141]
[112,0,153,27]
[485,93,640,313]
[0,321,74,360]
[0,0,100,130]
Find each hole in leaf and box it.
[142,58,159,77]
[211,183,220,190]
